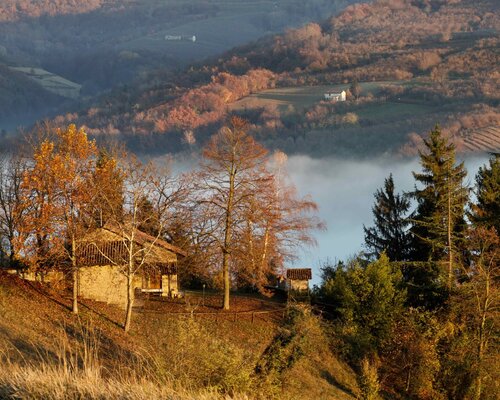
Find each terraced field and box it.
[462,126,500,153]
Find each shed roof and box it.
[103,225,187,257]
[286,268,312,280]
[77,224,187,267]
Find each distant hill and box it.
[0,0,359,97]
[0,64,69,130]
[0,0,364,136]
[0,0,105,22]
[65,0,499,157]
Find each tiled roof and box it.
[89,224,187,257]
[286,268,312,280]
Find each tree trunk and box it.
[248,220,256,272]
[447,184,453,289]
[124,271,134,332]
[222,250,230,310]
[405,368,411,392]
[259,225,270,287]
[222,163,236,310]
[72,234,78,314]
[474,272,489,400]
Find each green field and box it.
[230,81,403,113]
[9,67,81,99]
[355,101,433,122]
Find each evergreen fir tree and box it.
[410,125,469,289]
[469,153,500,233]
[363,174,411,261]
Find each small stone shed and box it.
[76,225,186,306]
[286,268,312,292]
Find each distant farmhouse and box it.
[285,268,312,292]
[165,34,196,42]
[9,67,81,99]
[76,225,187,306]
[324,90,346,102]
[279,268,312,303]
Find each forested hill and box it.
[0,0,364,133]
[52,0,499,156]
[0,0,105,21]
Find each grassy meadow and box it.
[230,82,398,113]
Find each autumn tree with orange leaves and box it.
[20,124,98,314]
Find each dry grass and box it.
[0,319,250,400]
[0,362,252,399]
[0,272,359,399]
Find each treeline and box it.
[0,118,321,330]
[81,68,276,136]
[0,0,104,21]
[315,126,499,399]
[230,0,498,77]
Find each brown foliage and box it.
[0,0,104,21]
[191,118,321,308]
[18,124,98,268]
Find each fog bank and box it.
[286,155,489,285]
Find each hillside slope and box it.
[61,0,499,157]
[0,271,359,399]
[0,1,358,94]
[0,64,69,131]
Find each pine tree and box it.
[411,125,469,289]
[363,174,411,261]
[469,153,500,233]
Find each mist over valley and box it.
[285,154,489,283]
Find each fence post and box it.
[251,312,254,323]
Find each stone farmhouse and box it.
[76,225,187,306]
[324,90,346,102]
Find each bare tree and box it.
[90,155,185,332]
[194,117,321,309]
[235,151,323,293]
[461,227,499,400]
[0,152,28,266]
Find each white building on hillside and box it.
[324,90,346,102]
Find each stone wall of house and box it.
[290,279,309,292]
[79,265,142,307]
[161,274,178,297]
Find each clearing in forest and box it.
[230,81,404,113]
